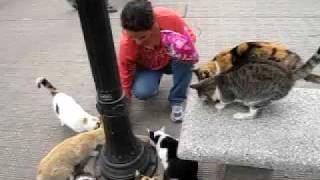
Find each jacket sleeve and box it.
[118,35,137,99]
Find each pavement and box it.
[0,0,320,179]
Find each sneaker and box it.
[170,104,184,123]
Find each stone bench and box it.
[178,88,320,179]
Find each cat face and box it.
[193,49,234,81]
[193,67,212,81]
[148,126,167,147]
[190,77,218,102]
[82,116,101,131]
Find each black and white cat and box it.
[148,127,198,180]
[36,77,100,132]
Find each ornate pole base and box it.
[97,142,157,180]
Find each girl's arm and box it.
[118,35,138,98]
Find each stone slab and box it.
[178,88,320,172]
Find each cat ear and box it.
[160,126,165,132]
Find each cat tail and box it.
[36,77,58,96]
[293,47,320,81]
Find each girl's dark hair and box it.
[121,0,154,31]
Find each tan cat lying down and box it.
[37,126,105,180]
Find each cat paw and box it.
[69,175,75,180]
[233,112,256,120]
[215,102,226,110]
[89,150,99,157]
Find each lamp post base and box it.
[97,141,158,180]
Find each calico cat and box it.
[193,42,320,83]
[148,127,198,180]
[190,46,320,119]
[36,77,100,132]
[37,127,105,180]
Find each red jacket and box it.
[118,7,196,98]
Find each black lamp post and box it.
[76,0,157,179]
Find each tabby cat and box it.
[193,42,320,83]
[190,45,320,119]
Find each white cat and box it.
[36,77,100,132]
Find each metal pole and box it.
[76,0,157,179]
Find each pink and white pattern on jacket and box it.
[160,30,199,64]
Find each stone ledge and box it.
[178,88,320,172]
